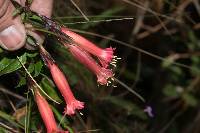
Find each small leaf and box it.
[29,15,43,24]
[12,8,21,17]
[26,0,33,6]
[26,35,37,47]
[0,47,3,53]
[16,76,26,88]
[162,56,175,67]
[28,63,35,74]
[0,53,27,76]
[171,66,182,76]
[182,93,198,107]
[34,60,43,77]
[26,53,38,58]
[21,12,26,21]
[163,85,180,98]
[191,66,200,76]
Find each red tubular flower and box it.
[61,27,117,68]
[68,44,113,85]
[48,62,84,115]
[39,46,84,115]
[34,89,68,133]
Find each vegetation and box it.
[0,0,200,132]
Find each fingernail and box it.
[0,25,25,50]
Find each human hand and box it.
[0,0,53,51]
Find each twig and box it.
[0,85,26,100]
[194,23,200,29]
[131,53,142,89]
[157,111,183,133]
[136,0,193,39]
[114,77,145,102]
[0,122,19,133]
[70,0,89,21]
[64,18,134,25]
[193,0,200,17]
[121,0,179,22]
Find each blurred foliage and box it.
[0,0,200,133]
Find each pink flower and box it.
[68,44,113,85]
[39,46,84,115]
[61,27,117,68]
[34,89,69,133]
[48,62,84,115]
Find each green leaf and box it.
[16,76,26,88]
[0,110,23,128]
[26,35,37,47]
[163,85,180,98]
[0,53,27,76]
[34,60,43,77]
[162,56,175,67]
[21,12,26,21]
[0,127,7,133]
[12,8,21,17]
[182,93,198,107]
[26,53,38,58]
[40,77,62,103]
[26,0,33,5]
[0,47,3,53]
[170,66,182,76]
[191,66,200,76]
[28,63,35,74]
[25,95,32,133]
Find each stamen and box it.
[111,61,117,64]
[110,63,116,67]
[79,111,84,116]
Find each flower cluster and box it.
[61,27,120,85]
[38,26,119,116]
[36,26,118,131]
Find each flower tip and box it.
[64,100,84,115]
[99,47,115,68]
[97,68,114,85]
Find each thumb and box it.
[0,0,26,51]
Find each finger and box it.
[31,0,53,17]
[25,0,54,49]
[0,0,26,51]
